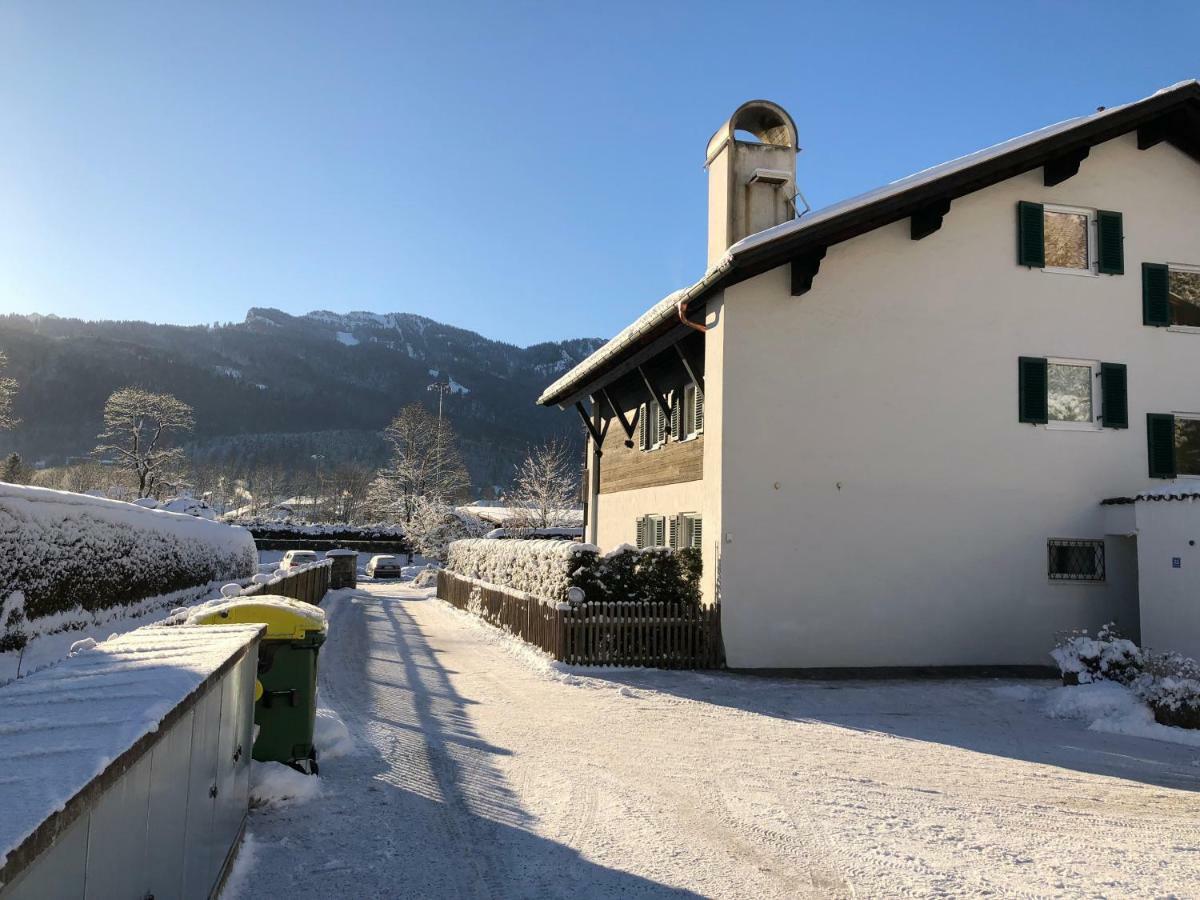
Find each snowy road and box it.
[234,581,1200,899]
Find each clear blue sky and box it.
[0,2,1197,345]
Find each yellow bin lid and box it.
[188,595,328,640]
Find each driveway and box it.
[232,581,1200,898]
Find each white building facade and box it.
[541,83,1200,670]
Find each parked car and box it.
[280,549,319,571]
[366,554,404,578]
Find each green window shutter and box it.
[653,516,666,547]
[1142,263,1171,327]
[690,515,703,549]
[635,516,647,549]
[694,390,704,433]
[1096,210,1124,275]
[1017,201,1045,267]
[1147,413,1177,478]
[1100,363,1128,429]
[668,514,679,549]
[670,392,681,440]
[1018,357,1048,424]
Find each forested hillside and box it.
[0,309,601,491]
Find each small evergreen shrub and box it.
[1134,652,1200,729]
[1050,623,1144,685]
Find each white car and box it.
[366,555,403,578]
[280,550,319,571]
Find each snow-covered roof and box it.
[0,624,263,879]
[538,80,1200,407]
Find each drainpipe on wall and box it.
[588,399,601,546]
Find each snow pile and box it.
[1050,623,1144,685]
[250,762,322,808]
[335,331,359,347]
[447,539,600,602]
[0,624,264,870]
[1043,681,1200,747]
[0,483,256,626]
[314,707,354,760]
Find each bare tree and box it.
[0,352,17,430]
[508,439,580,529]
[95,387,195,499]
[370,404,470,523]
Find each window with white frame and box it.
[1046,358,1099,426]
[1047,538,1105,583]
[1043,204,1096,274]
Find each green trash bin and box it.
[190,595,328,775]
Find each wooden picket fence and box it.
[437,569,723,669]
[243,559,332,605]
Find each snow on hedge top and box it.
[0,483,253,552]
[446,538,598,602]
[0,623,263,873]
[1,483,257,622]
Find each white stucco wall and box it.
[595,480,706,551]
[716,133,1200,668]
[1127,500,1200,659]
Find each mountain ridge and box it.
[0,308,603,490]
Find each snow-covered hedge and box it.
[446,538,598,601]
[445,539,702,606]
[1050,623,1145,685]
[1,484,257,633]
[231,519,406,539]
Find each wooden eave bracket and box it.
[790,247,827,296]
[575,401,609,453]
[1043,146,1090,186]
[673,343,704,398]
[636,366,671,424]
[601,388,640,446]
[910,198,952,240]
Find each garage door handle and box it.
[209,785,218,799]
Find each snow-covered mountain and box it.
[0,309,603,489]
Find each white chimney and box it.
[705,100,799,266]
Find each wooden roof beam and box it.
[910,198,952,240]
[790,247,827,296]
[1043,146,1090,186]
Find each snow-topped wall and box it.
[0,484,257,625]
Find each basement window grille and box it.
[1047,538,1105,583]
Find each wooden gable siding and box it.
[599,433,703,494]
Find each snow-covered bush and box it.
[0,483,256,624]
[1050,623,1144,685]
[228,519,407,540]
[1134,652,1200,729]
[445,539,701,606]
[446,538,598,601]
